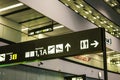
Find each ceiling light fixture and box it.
[111,32,115,35]
[0,3,24,12]
[107,25,110,28]
[96,16,100,19]
[75,10,78,13]
[22,28,29,31]
[100,21,104,24]
[117,64,120,66]
[85,11,89,14]
[79,4,84,7]
[98,25,102,27]
[104,21,107,23]
[116,29,119,31]
[113,29,116,31]
[110,25,113,28]
[93,17,97,19]
[53,25,64,29]
[104,0,109,2]
[83,15,87,18]
[107,50,115,54]
[65,3,69,6]
[88,10,92,13]
[116,35,119,37]
[76,5,80,8]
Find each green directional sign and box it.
[0,28,105,66]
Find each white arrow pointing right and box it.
[90,40,99,48]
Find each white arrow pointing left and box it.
[90,40,99,48]
[65,43,71,52]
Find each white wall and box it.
[106,32,120,52]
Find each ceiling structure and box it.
[60,0,120,39]
[0,0,120,72]
[0,0,72,40]
[104,0,120,14]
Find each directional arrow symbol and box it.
[65,43,71,52]
[90,40,99,48]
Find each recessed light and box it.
[100,21,104,24]
[105,0,109,2]
[29,32,34,36]
[22,28,29,31]
[116,35,119,38]
[83,16,87,18]
[65,3,69,6]
[93,17,97,19]
[85,11,89,14]
[98,25,101,27]
[111,4,116,7]
[111,32,114,35]
[117,63,120,66]
[54,25,64,29]
[113,29,116,31]
[75,10,78,13]
[76,5,80,8]
[104,21,107,23]
[88,10,92,13]
[116,29,119,31]
[80,4,84,7]
[107,26,110,28]
[96,16,100,19]
[105,29,108,31]
[0,3,24,12]
[91,20,94,23]
[110,25,113,27]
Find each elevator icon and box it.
[80,39,89,50]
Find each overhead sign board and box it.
[0,28,105,66]
[28,25,53,36]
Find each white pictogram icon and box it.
[80,39,89,50]
[25,52,29,58]
[25,51,35,58]
[56,44,63,53]
[0,54,5,62]
[48,45,55,54]
[90,40,99,48]
[65,43,71,52]
[30,51,35,57]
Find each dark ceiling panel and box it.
[117,0,120,3]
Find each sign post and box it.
[101,29,108,80]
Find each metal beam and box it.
[18,16,45,24]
